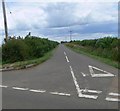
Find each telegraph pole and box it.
[2,0,8,43]
[69,30,72,41]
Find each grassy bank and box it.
[2,35,59,70]
[2,46,58,69]
[66,43,119,69]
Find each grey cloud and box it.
[43,3,90,28]
[1,2,117,42]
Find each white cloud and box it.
[5,0,119,3]
[74,2,117,24]
[0,1,118,42]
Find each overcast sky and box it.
[0,0,118,43]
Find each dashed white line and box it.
[50,92,71,96]
[79,94,98,99]
[29,89,46,93]
[109,93,120,96]
[64,51,70,63]
[106,97,120,102]
[0,85,8,88]
[12,87,29,91]
[1,84,118,102]
[64,52,66,56]
[82,89,102,94]
[65,56,70,63]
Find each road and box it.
[2,44,119,109]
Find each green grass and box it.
[2,46,58,69]
[66,44,119,69]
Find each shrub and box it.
[70,37,119,62]
[2,36,59,64]
[2,39,29,63]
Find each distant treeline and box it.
[67,37,119,62]
[2,36,59,64]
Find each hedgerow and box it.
[2,36,58,64]
[68,37,119,62]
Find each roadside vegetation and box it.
[0,47,2,68]
[66,37,119,69]
[2,35,59,68]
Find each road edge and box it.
[1,46,59,72]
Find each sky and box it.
[0,0,119,43]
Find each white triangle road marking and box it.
[88,65,115,77]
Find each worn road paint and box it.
[0,85,8,88]
[12,87,29,91]
[50,92,71,96]
[29,89,46,93]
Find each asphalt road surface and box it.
[2,44,119,109]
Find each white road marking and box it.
[81,72,86,77]
[109,93,120,96]
[1,84,101,100]
[92,74,115,77]
[50,92,71,96]
[70,66,99,100]
[79,94,98,99]
[64,51,70,62]
[69,66,82,97]
[65,56,70,62]
[0,85,8,88]
[106,97,120,102]
[64,52,66,56]
[82,89,102,94]
[89,65,94,77]
[12,87,29,91]
[79,89,101,99]
[88,65,115,77]
[29,89,46,93]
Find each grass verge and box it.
[2,46,58,70]
[65,44,119,69]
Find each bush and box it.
[2,39,29,63]
[70,37,119,62]
[2,36,59,64]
